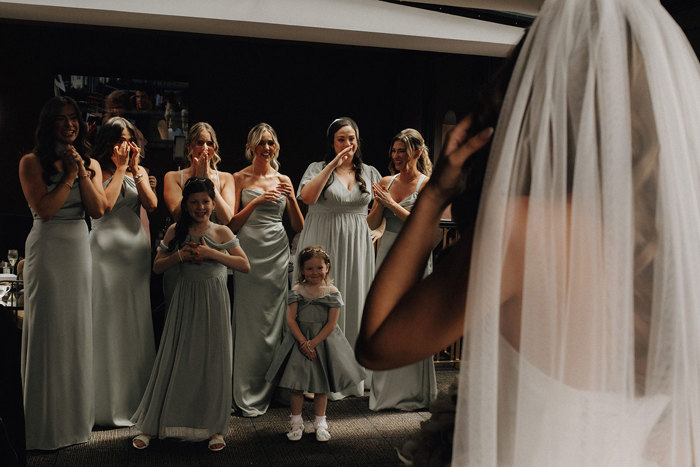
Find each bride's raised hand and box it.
[423,116,493,206]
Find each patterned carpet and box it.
[27,368,458,466]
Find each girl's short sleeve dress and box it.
[266,289,366,394]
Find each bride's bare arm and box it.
[356,117,492,370]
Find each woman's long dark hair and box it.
[322,117,368,198]
[33,95,92,184]
[451,34,527,233]
[168,177,216,250]
[93,117,143,173]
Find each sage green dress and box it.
[22,171,94,450]
[132,229,237,440]
[90,175,155,426]
[295,162,380,397]
[369,174,437,411]
[266,288,366,393]
[232,189,289,417]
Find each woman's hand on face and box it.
[424,116,493,206]
[111,141,130,169]
[372,183,393,207]
[192,151,209,178]
[331,145,354,169]
[127,141,141,173]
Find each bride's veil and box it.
[453,0,700,465]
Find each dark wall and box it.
[0,20,500,256]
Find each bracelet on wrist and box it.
[61,182,73,190]
[177,249,183,263]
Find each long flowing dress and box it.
[232,189,289,417]
[266,288,366,394]
[162,170,224,311]
[370,174,437,411]
[296,162,380,397]
[21,171,94,450]
[90,175,155,426]
[131,229,236,440]
[296,162,381,343]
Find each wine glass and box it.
[7,249,18,274]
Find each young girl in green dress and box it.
[266,245,365,442]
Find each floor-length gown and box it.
[22,172,94,450]
[232,189,288,417]
[90,176,155,426]
[131,229,236,440]
[370,174,437,411]
[295,162,381,397]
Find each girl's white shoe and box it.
[314,419,331,442]
[287,415,304,441]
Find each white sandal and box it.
[208,436,226,452]
[132,434,151,449]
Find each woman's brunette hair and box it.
[451,34,526,234]
[33,95,93,184]
[322,117,368,198]
[93,117,143,173]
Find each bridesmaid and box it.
[90,117,158,426]
[18,96,106,449]
[132,178,249,451]
[366,128,437,411]
[297,117,381,397]
[230,123,304,417]
[162,122,236,309]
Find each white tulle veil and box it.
[453,0,700,465]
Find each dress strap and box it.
[415,174,427,192]
[214,170,221,191]
[179,169,183,187]
[386,174,399,189]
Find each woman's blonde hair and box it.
[185,122,222,170]
[245,123,280,170]
[389,128,432,176]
